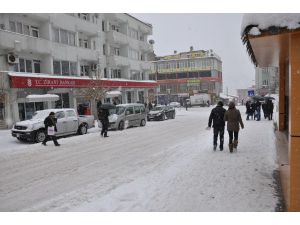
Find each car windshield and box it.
[31,110,51,120]
[115,106,125,115]
[152,106,164,111]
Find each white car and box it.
[169,102,181,108]
[11,108,94,143]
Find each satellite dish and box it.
[149,39,155,45]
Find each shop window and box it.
[0,102,5,120]
[127,92,132,103]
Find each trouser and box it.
[269,113,273,120]
[43,135,59,145]
[101,120,108,136]
[228,130,239,144]
[213,127,224,147]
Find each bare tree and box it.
[75,67,110,118]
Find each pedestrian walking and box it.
[208,101,226,151]
[255,100,261,121]
[42,112,60,146]
[266,99,274,120]
[246,100,251,120]
[224,101,244,153]
[98,108,109,137]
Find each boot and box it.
[233,140,238,149]
[229,143,233,153]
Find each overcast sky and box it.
[132,13,255,95]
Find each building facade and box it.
[255,66,279,96]
[149,48,222,105]
[0,13,157,128]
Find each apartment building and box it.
[149,48,222,105]
[255,66,279,96]
[0,13,156,128]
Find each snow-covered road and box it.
[0,106,279,211]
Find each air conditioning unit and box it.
[90,64,97,71]
[7,53,19,64]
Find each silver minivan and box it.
[105,103,147,130]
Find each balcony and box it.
[0,29,52,55]
[108,55,130,67]
[106,30,128,45]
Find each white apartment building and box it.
[0,13,156,128]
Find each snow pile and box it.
[249,27,261,36]
[241,13,300,34]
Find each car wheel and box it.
[140,119,146,126]
[118,121,124,130]
[78,124,88,135]
[35,130,46,143]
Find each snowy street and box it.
[0,106,279,211]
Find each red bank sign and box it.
[9,74,158,89]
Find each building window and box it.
[19,58,25,72]
[53,27,60,42]
[9,21,16,32]
[53,61,61,75]
[31,26,39,37]
[16,22,23,34]
[33,60,41,73]
[102,20,105,31]
[23,25,30,35]
[104,68,107,78]
[70,62,77,75]
[103,44,106,55]
[83,40,88,48]
[80,65,90,76]
[114,48,120,56]
[25,60,32,73]
[69,32,76,46]
[60,29,68,44]
[62,61,70,75]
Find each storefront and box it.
[1,72,158,128]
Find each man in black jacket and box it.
[98,108,109,137]
[208,101,226,151]
[42,112,60,146]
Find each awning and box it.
[106,91,122,98]
[25,94,60,102]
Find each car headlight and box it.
[156,113,161,116]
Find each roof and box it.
[241,14,300,66]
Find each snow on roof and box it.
[106,91,122,97]
[7,72,157,83]
[25,94,60,102]
[241,13,300,35]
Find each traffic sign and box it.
[248,90,255,97]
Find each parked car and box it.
[169,102,181,108]
[98,103,147,130]
[11,108,94,143]
[147,105,176,121]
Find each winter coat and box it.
[208,106,226,128]
[224,106,244,132]
[98,108,109,122]
[44,116,58,132]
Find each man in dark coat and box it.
[224,101,244,152]
[42,112,60,146]
[266,99,274,120]
[208,101,226,151]
[98,108,109,137]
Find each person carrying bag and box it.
[42,112,60,146]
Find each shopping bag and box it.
[47,126,55,136]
